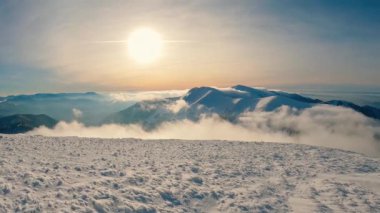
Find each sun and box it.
[127,27,163,64]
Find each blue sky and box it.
[0,0,379,95]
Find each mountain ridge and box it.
[0,92,129,125]
[105,85,380,129]
[0,114,58,134]
[1,86,379,132]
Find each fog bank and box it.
[29,105,380,157]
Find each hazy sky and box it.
[0,0,379,95]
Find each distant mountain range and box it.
[0,92,129,125]
[0,85,379,133]
[105,85,380,129]
[0,114,57,134]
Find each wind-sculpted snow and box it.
[0,135,379,212]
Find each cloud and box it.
[167,99,188,113]
[72,108,83,120]
[240,105,380,157]
[2,0,380,94]
[106,90,188,102]
[28,105,380,157]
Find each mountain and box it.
[0,114,58,134]
[106,85,380,128]
[2,86,379,131]
[0,92,129,125]
[105,98,179,130]
[326,100,380,120]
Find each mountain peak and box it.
[232,84,252,90]
[184,87,222,104]
[232,85,273,98]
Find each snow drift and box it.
[1,135,379,212]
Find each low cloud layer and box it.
[106,90,188,102]
[29,105,380,157]
[72,108,83,120]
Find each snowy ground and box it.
[0,135,379,212]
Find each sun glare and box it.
[127,27,163,64]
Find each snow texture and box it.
[0,134,379,212]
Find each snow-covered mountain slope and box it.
[106,85,380,128]
[183,85,320,113]
[0,135,379,212]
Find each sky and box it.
[0,0,380,95]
